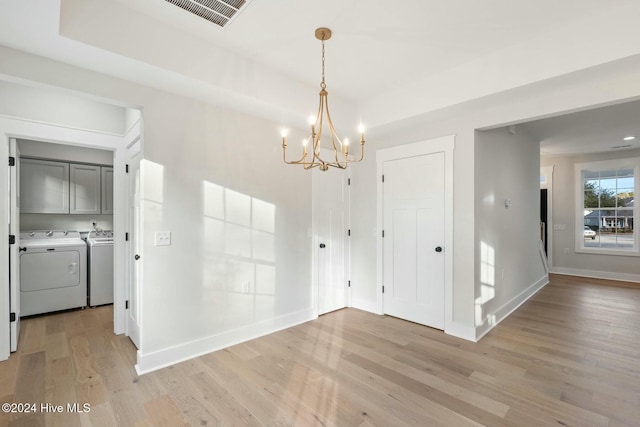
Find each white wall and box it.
[474,126,547,336]
[0,45,314,372]
[350,53,640,339]
[541,149,640,281]
[136,93,314,371]
[0,80,126,134]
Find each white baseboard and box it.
[550,267,640,283]
[350,297,382,314]
[353,298,476,342]
[475,274,549,341]
[445,321,476,342]
[135,308,316,375]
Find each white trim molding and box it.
[550,267,640,283]
[540,165,554,268]
[475,274,549,340]
[135,308,315,375]
[446,322,477,342]
[351,298,383,315]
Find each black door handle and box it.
[435,246,443,253]
[134,254,140,260]
[319,243,326,248]
[19,247,27,252]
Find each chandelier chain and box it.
[321,39,326,89]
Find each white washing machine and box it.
[87,230,114,306]
[19,230,87,316]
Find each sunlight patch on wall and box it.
[141,160,164,204]
[482,193,495,206]
[141,160,165,223]
[476,240,496,326]
[201,180,276,328]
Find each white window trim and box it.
[574,157,639,257]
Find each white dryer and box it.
[19,230,87,316]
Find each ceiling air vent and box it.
[165,0,250,28]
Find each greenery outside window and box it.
[575,158,638,256]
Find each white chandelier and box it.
[281,27,365,171]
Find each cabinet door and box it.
[70,164,101,214]
[20,158,70,214]
[101,167,114,214]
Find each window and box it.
[575,158,638,256]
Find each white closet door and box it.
[383,152,445,329]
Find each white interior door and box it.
[126,151,141,348]
[314,166,349,315]
[383,152,445,329]
[9,138,20,351]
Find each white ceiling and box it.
[2,0,640,153]
[109,0,614,99]
[522,100,640,157]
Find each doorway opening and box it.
[0,83,143,361]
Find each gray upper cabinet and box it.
[70,164,101,215]
[20,158,70,214]
[101,167,114,214]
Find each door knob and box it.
[319,243,326,248]
[134,254,140,260]
[435,246,443,252]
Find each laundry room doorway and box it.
[0,107,143,361]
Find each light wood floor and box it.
[1,274,639,426]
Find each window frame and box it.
[574,157,639,257]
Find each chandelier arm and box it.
[324,95,342,149]
[348,134,366,163]
[282,142,309,165]
[324,101,346,164]
[355,144,365,162]
[331,134,344,166]
[283,137,314,164]
[312,94,326,164]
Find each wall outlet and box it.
[155,231,171,246]
[564,247,570,254]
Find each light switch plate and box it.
[155,231,171,246]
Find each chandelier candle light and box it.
[281,27,365,171]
